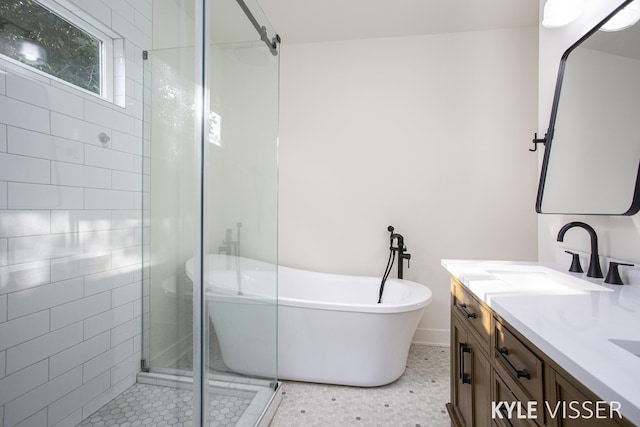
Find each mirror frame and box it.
[535,0,640,215]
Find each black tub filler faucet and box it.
[378,226,412,303]
[388,226,411,279]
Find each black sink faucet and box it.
[388,226,411,279]
[556,221,603,278]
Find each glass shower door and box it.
[142,46,197,377]
[142,0,279,425]
[202,0,280,424]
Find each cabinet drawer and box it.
[493,370,540,427]
[494,322,544,404]
[451,278,491,352]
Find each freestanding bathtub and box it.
[185,254,432,387]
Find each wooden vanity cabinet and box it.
[493,321,544,411]
[450,309,492,427]
[544,367,627,427]
[492,369,539,427]
[452,279,491,350]
[447,276,634,427]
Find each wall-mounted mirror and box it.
[536,0,640,215]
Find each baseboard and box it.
[412,327,449,347]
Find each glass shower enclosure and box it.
[141,0,279,425]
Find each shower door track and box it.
[235,0,281,55]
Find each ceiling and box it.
[256,0,540,44]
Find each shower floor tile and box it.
[271,344,450,427]
[79,383,254,427]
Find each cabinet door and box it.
[451,311,492,427]
[452,314,472,427]
[545,367,631,427]
[470,330,492,427]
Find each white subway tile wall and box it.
[0,183,6,209]
[0,295,6,322]
[0,0,151,425]
[0,125,7,152]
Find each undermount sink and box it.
[610,339,640,357]
[476,264,612,295]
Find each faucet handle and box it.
[564,250,584,273]
[604,262,635,286]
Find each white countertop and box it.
[442,259,640,426]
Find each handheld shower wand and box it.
[378,226,398,303]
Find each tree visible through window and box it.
[0,0,102,94]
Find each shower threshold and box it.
[80,371,281,427]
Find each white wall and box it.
[537,0,640,264]
[0,1,151,425]
[278,27,539,345]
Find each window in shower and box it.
[0,0,113,97]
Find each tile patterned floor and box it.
[270,344,450,427]
[79,383,254,427]
[79,345,449,426]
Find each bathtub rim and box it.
[185,255,433,314]
[278,266,432,314]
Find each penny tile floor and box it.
[79,345,449,426]
[270,345,450,427]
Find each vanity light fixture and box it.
[542,0,585,28]
[600,0,640,31]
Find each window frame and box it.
[0,0,116,102]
